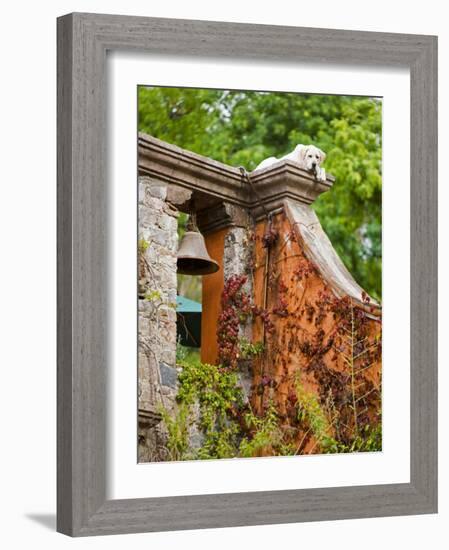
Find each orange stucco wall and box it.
[251,212,382,453]
[201,228,228,365]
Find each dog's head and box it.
[298,145,326,172]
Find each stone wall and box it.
[138,176,179,462]
[223,223,255,400]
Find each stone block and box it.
[160,348,176,366]
[148,184,167,201]
[159,363,178,388]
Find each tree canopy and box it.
[139,86,382,301]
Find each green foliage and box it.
[239,401,295,457]
[139,87,223,154]
[159,402,191,461]
[138,238,149,252]
[176,339,201,366]
[196,423,240,460]
[162,359,295,460]
[173,359,244,459]
[161,359,381,460]
[238,337,264,359]
[139,86,382,300]
[295,376,340,454]
[144,289,162,302]
[294,371,381,454]
[344,421,382,453]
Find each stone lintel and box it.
[138,133,335,218]
[197,202,251,235]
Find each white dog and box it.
[255,144,327,182]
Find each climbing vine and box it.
[216,274,269,369]
[161,215,382,459]
[161,359,295,460]
[216,274,253,369]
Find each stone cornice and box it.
[249,160,334,220]
[138,133,335,217]
[138,133,250,207]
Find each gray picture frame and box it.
[57,12,438,537]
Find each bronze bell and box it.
[177,229,220,275]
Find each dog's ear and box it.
[318,148,326,163]
[296,145,308,163]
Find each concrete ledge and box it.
[249,160,334,219]
[139,133,249,206]
[138,133,334,218]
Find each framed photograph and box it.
[57,13,437,536]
